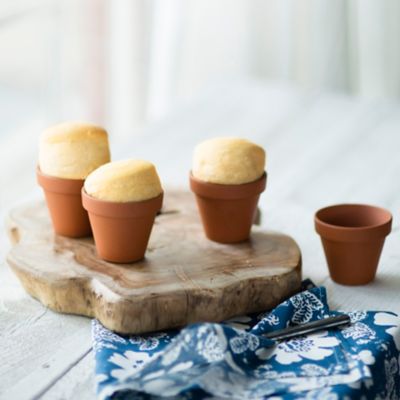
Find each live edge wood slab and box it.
[6,190,301,334]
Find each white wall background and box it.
[109,0,400,131]
[2,0,400,135]
[1,0,400,215]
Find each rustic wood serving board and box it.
[6,190,301,334]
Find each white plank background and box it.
[1,80,400,399]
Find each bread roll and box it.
[192,137,266,184]
[39,122,110,179]
[84,159,163,202]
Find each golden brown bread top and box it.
[39,121,110,179]
[192,137,266,184]
[84,159,163,202]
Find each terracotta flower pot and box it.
[36,167,91,237]
[82,190,163,263]
[189,172,267,243]
[315,204,392,285]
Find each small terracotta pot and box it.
[189,172,267,243]
[37,167,91,237]
[315,204,392,285]
[82,190,163,263]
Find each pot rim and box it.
[36,166,84,194]
[189,171,267,199]
[315,203,392,242]
[82,189,163,218]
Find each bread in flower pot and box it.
[189,137,266,243]
[82,159,163,263]
[37,122,110,237]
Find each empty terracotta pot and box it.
[82,190,163,263]
[37,167,91,237]
[315,204,392,285]
[189,172,267,243]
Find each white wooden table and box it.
[2,80,400,399]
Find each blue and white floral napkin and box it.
[92,282,400,399]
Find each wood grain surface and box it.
[6,190,301,334]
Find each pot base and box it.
[43,191,91,238]
[87,213,156,263]
[190,172,267,244]
[194,195,260,243]
[315,204,392,286]
[82,191,163,263]
[321,238,385,285]
[37,168,91,238]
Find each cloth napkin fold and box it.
[92,282,400,399]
